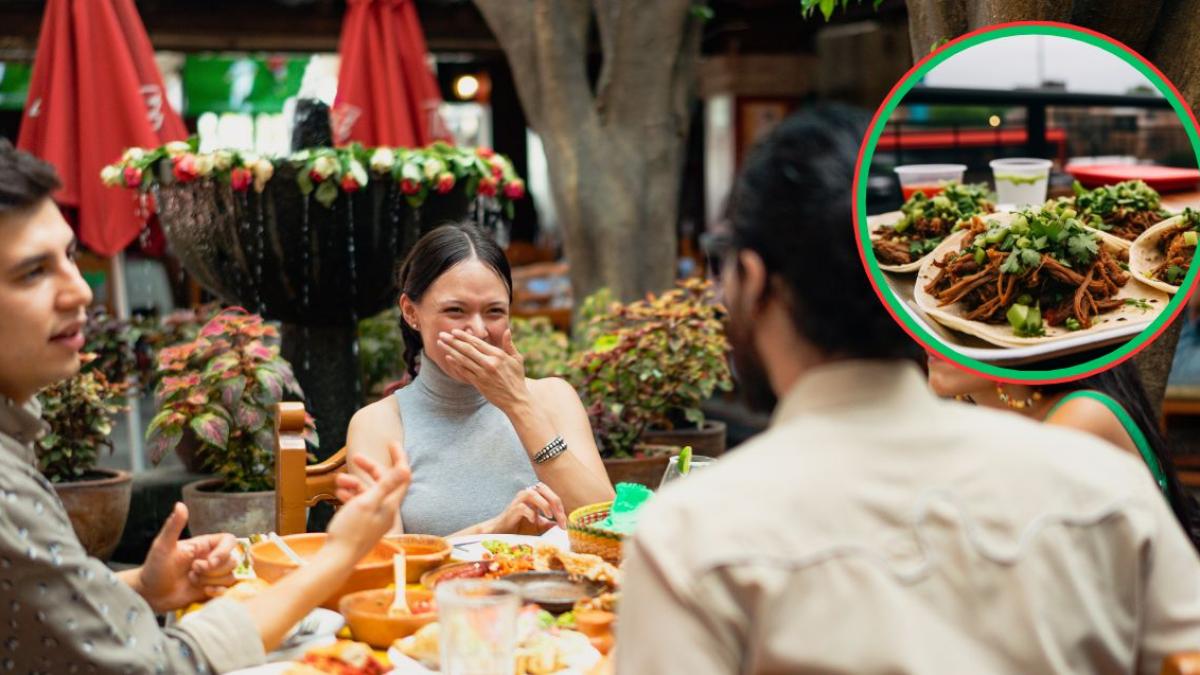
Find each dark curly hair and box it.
[728,104,920,361]
[0,139,61,214]
[395,223,512,378]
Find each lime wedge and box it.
[678,446,693,475]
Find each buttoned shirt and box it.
[0,395,266,674]
[618,360,1200,674]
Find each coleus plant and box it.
[568,279,733,458]
[146,308,316,492]
[36,354,130,484]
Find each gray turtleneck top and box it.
[394,358,538,536]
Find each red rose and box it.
[309,168,326,183]
[172,155,198,183]
[400,178,421,195]
[123,166,143,188]
[475,146,495,159]
[503,179,525,200]
[435,172,456,194]
[229,167,253,192]
[341,174,361,193]
[478,176,498,197]
[490,164,504,179]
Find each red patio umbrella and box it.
[17,0,187,257]
[333,0,447,147]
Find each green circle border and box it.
[854,22,1200,382]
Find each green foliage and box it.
[511,317,570,379]
[973,204,1103,277]
[147,309,316,492]
[567,279,733,458]
[1071,179,1167,222]
[81,307,142,397]
[357,307,407,393]
[36,357,129,483]
[800,0,882,21]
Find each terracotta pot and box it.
[181,478,275,537]
[640,420,727,457]
[339,588,437,648]
[382,534,452,579]
[52,468,132,562]
[601,444,678,489]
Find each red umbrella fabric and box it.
[333,0,447,147]
[17,0,186,257]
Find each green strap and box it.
[1046,390,1169,498]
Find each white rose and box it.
[121,147,145,162]
[213,150,234,171]
[311,155,338,180]
[369,148,395,173]
[100,165,122,187]
[252,159,274,192]
[423,158,445,180]
[164,141,191,158]
[192,154,215,176]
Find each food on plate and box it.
[871,182,994,268]
[286,640,387,675]
[573,592,619,614]
[482,539,537,575]
[425,543,620,590]
[392,606,600,674]
[532,547,620,588]
[1069,179,1171,242]
[1130,207,1198,292]
[921,207,1140,340]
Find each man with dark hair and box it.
[0,140,416,672]
[616,107,1200,673]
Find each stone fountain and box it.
[149,102,508,456]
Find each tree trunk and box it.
[473,0,704,302]
[903,1,1195,401]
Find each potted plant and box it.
[36,355,132,561]
[146,308,317,536]
[568,279,733,487]
[358,307,408,397]
[511,316,571,379]
[82,307,142,398]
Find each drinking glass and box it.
[990,158,1052,208]
[436,579,520,675]
[659,454,716,489]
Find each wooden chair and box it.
[1163,652,1200,674]
[275,402,348,535]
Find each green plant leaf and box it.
[235,405,267,432]
[146,426,183,465]
[315,180,339,208]
[219,375,247,410]
[190,412,230,450]
[255,368,284,402]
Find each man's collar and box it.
[770,359,934,427]
[0,395,49,461]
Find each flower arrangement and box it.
[567,279,732,458]
[146,308,316,492]
[102,139,525,213]
[36,355,130,483]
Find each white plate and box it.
[447,528,570,561]
[227,663,300,675]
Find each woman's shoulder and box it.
[1045,392,1138,455]
[526,376,580,404]
[349,395,404,434]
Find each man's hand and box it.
[129,502,239,613]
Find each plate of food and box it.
[869,181,996,272]
[912,207,1168,349]
[421,543,621,590]
[1130,208,1199,294]
[1065,179,1174,247]
[447,534,546,562]
[227,640,387,675]
[503,571,607,615]
[389,605,601,674]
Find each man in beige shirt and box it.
[617,107,1200,673]
[0,140,414,673]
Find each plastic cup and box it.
[436,579,520,675]
[894,164,967,200]
[990,158,1052,208]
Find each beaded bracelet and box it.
[534,435,568,464]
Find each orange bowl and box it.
[250,533,402,609]
[338,588,437,648]
[383,534,452,579]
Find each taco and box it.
[1130,207,1199,294]
[1067,179,1172,244]
[870,182,994,272]
[914,207,1167,347]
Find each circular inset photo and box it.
[854,22,1200,381]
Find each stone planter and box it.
[601,444,679,490]
[640,420,727,457]
[52,468,133,561]
[182,478,275,537]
